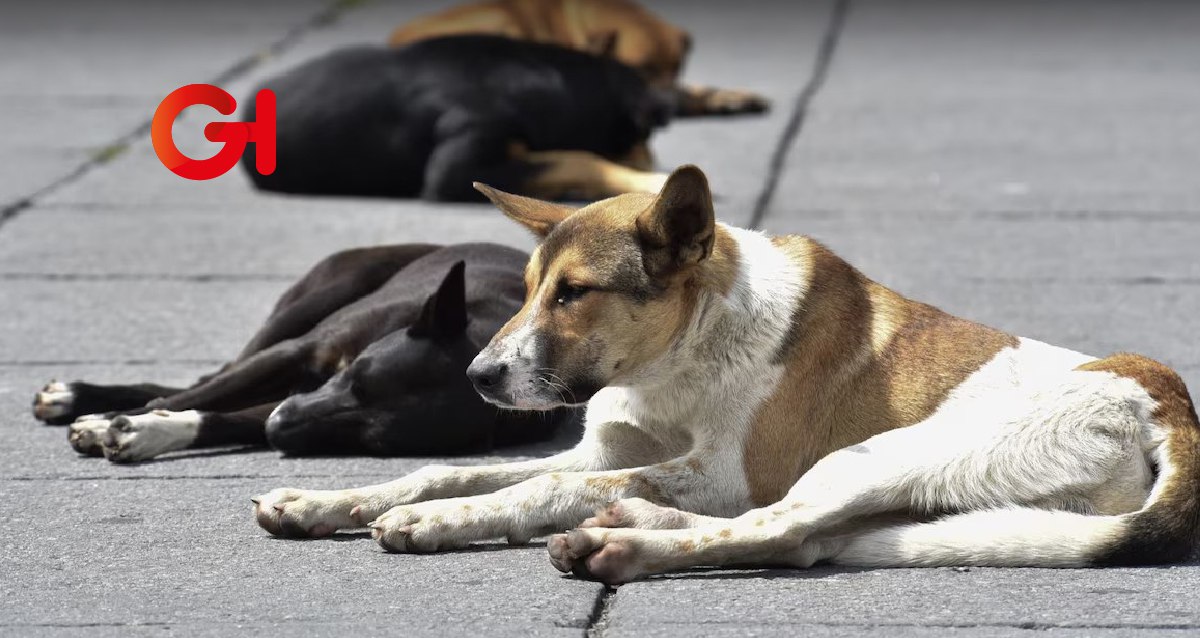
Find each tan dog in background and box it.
[388,0,770,117]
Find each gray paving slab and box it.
[604,565,1200,635]
[0,279,283,362]
[0,477,600,636]
[0,203,536,277]
[770,0,1200,216]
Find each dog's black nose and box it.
[467,360,508,392]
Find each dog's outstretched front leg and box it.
[253,449,602,538]
[365,456,718,553]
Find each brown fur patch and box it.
[1077,353,1200,564]
[522,151,666,201]
[743,236,1020,505]
[387,0,690,89]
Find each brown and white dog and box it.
[253,166,1200,583]
[387,0,769,117]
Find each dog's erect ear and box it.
[473,182,575,239]
[636,165,715,278]
[584,30,620,58]
[411,261,469,340]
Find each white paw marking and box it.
[33,381,74,422]
[102,410,201,463]
[68,417,112,456]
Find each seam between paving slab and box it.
[0,0,354,233]
[746,0,852,231]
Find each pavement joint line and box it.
[584,587,617,638]
[0,0,356,229]
[0,358,227,367]
[3,473,405,482]
[774,209,1200,222]
[746,0,851,231]
[0,272,296,283]
[964,276,1200,286]
[625,620,1200,631]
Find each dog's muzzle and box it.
[466,358,511,405]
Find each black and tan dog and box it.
[244,35,673,201]
[32,243,564,462]
[387,0,770,117]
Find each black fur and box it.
[242,36,672,200]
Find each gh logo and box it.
[151,84,276,180]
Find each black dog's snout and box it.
[467,360,508,391]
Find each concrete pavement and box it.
[2,1,1199,636]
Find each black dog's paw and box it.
[32,380,76,425]
[67,415,111,457]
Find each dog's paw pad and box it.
[68,417,111,456]
[33,381,75,424]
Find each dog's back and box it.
[387,0,690,88]
[242,36,668,198]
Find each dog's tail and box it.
[836,370,1200,568]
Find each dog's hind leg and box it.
[94,402,275,463]
[33,380,184,425]
[673,84,771,117]
[520,150,668,200]
[550,372,1157,583]
[149,340,318,413]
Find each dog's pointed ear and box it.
[584,30,620,58]
[473,182,575,239]
[411,261,468,340]
[636,165,716,278]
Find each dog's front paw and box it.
[33,381,75,425]
[253,488,374,538]
[369,499,502,553]
[101,410,199,463]
[68,415,112,456]
[547,529,645,586]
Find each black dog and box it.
[32,243,564,462]
[243,35,672,201]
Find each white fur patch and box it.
[103,410,201,463]
[32,381,73,421]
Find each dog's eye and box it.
[555,282,590,306]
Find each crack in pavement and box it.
[747,0,852,231]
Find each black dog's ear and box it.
[411,261,468,340]
[636,165,715,278]
[473,182,575,239]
